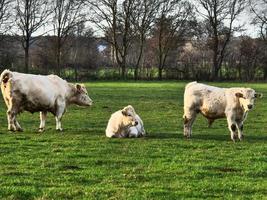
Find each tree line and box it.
[0,0,266,81]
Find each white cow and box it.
[0,69,93,132]
[105,105,145,138]
[183,81,262,141]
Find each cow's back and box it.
[184,82,227,119]
[1,71,68,113]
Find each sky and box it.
[228,8,259,38]
[194,1,260,38]
[30,2,260,38]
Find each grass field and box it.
[0,81,266,200]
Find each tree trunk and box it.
[121,52,127,80]
[56,49,61,76]
[211,43,219,80]
[238,65,242,81]
[24,46,29,73]
[74,66,78,82]
[134,36,145,80]
[211,65,220,80]
[56,37,61,76]
[121,65,126,79]
[158,67,163,80]
[134,67,138,80]
[263,67,267,80]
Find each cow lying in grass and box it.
[0,69,93,132]
[106,105,145,138]
[183,81,262,141]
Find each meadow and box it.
[0,81,266,200]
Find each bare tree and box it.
[250,0,267,40]
[239,36,260,80]
[131,0,160,79]
[152,0,194,80]
[51,0,86,76]
[15,0,51,73]
[196,0,247,80]
[69,24,98,81]
[89,0,118,65]
[0,0,12,35]
[250,0,267,79]
[118,0,137,78]
[90,0,137,79]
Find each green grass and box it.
[0,81,266,200]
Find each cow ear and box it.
[2,75,9,84]
[255,93,263,98]
[121,110,127,116]
[76,84,82,92]
[235,92,243,98]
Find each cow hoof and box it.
[38,128,45,133]
[231,138,236,142]
[239,135,244,141]
[231,133,238,141]
[17,128,23,132]
[56,128,63,132]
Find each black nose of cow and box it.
[134,121,138,126]
[248,104,253,109]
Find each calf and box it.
[183,81,262,141]
[105,105,145,138]
[0,69,93,132]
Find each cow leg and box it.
[208,119,214,128]
[14,119,23,132]
[7,110,15,131]
[39,111,47,132]
[226,116,237,142]
[110,133,124,138]
[237,122,244,141]
[128,127,139,138]
[183,110,197,138]
[106,130,125,138]
[55,103,65,131]
[7,110,16,131]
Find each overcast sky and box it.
[31,2,260,38]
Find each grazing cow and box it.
[0,69,93,132]
[183,81,262,141]
[105,105,145,138]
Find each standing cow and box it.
[0,69,93,132]
[183,81,262,141]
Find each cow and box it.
[183,81,262,141]
[105,105,145,138]
[0,69,93,132]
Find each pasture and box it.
[0,81,266,199]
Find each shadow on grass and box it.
[193,134,267,142]
[147,132,228,141]
[190,134,230,142]
[245,134,267,142]
[146,132,180,139]
[147,132,267,142]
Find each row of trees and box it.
[0,0,266,80]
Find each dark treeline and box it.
[0,0,266,81]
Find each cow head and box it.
[74,84,93,106]
[235,89,262,112]
[121,105,138,127]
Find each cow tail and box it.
[0,69,12,84]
